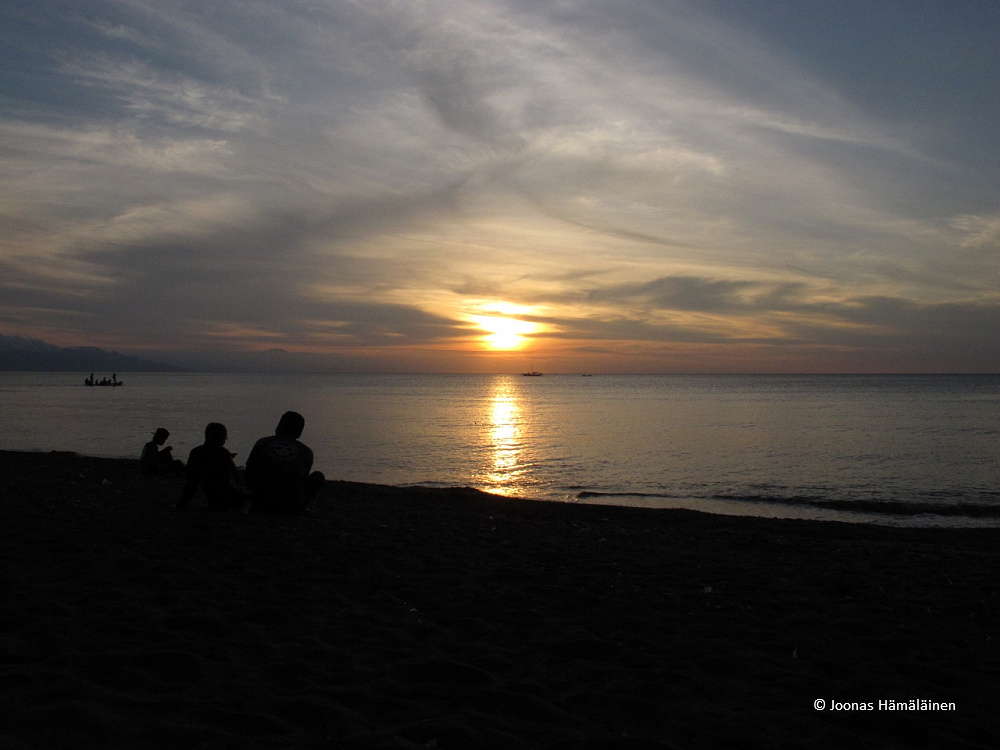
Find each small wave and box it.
[576,490,673,500]
[577,490,1000,518]
[715,494,1000,518]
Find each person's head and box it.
[204,422,228,446]
[153,428,170,445]
[275,411,305,439]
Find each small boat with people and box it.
[84,373,124,387]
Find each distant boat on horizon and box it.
[521,370,543,377]
[84,373,124,387]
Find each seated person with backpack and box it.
[245,411,325,514]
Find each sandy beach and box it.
[2,450,997,749]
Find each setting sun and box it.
[471,315,537,350]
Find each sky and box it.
[1,0,998,373]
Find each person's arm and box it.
[227,454,243,492]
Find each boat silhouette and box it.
[84,374,124,387]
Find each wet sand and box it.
[2,450,997,749]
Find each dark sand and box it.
[2,450,997,749]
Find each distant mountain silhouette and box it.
[0,334,185,372]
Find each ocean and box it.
[3,371,999,526]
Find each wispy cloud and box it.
[65,57,265,132]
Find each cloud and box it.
[589,276,767,313]
[65,57,265,132]
[0,120,232,174]
[951,214,1000,250]
[571,272,1000,361]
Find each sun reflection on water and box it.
[483,380,524,495]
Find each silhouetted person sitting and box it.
[177,422,248,510]
[141,428,183,475]
[245,411,325,514]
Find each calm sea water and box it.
[3,372,1000,526]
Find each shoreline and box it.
[3,449,998,748]
[572,491,1000,528]
[12,446,1000,528]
